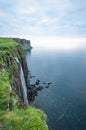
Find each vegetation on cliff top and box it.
[0,38,18,47]
[0,106,47,130]
[0,38,48,130]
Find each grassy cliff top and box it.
[0,38,18,48]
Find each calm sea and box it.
[26,43,86,130]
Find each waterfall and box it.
[14,57,29,105]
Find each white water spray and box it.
[15,57,29,105]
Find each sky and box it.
[0,0,86,45]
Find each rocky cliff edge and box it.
[0,38,48,130]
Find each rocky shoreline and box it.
[27,73,52,102]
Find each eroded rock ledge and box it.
[13,38,32,50]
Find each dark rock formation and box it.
[10,63,24,101]
[36,81,40,85]
[17,45,29,87]
[43,82,46,84]
[13,38,32,50]
[4,41,37,104]
[36,86,44,91]
[7,43,37,103]
[45,86,50,88]
[47,82,52,85]
[2,44,30,103]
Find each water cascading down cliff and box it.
[15,57,29,105]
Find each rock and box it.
[13,38,32,50]
[10,46,30,103]
[17,45,29,87]
[43,82,46,84]
[32,76,35,78]
[45,86,50,88]
[47,82,52,85]
[36,81,40,85]
[36,86,44,91]
[30,76,33,78]
[30,76,35,78]
[37,79,40,82]
[27,88,38,102]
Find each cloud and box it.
[0,0,86,38]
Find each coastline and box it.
[0,38,48,130]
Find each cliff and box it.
[13,38,32,50]
[0,38,29,104]
[0,38,48,130]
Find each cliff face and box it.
[13,38,32,50]
[17,45,29,86]
[10,45,29,103]
[0,38,48,130]
[0,38,29,108]
[0,38,38,105]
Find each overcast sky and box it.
[0,0,86,42]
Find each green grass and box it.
[0,106,48,130]
[0,38,18,47]
[0,71,11,110]
[0,38,18,63]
